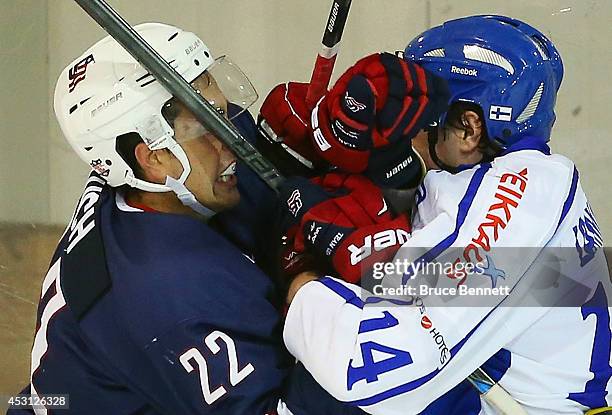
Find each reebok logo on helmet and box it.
[451,65,478,77]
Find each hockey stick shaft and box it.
[305,0,353,109]
[73,0,284,192]
[467,368,527,414]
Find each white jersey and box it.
[284,141,612,414]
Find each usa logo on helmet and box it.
[68,54,95,93]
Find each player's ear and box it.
[134,142,173,184]
[459,110,483,153]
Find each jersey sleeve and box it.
[284,275,554,413]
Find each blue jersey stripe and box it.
[317,278,417,309]
[556,166,579,231]
[403,163,491,284]
[318,277,365,309]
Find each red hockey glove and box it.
[311,53,449,188]
[258,82,325,176]
[279,173,412,283]
[327,213,411,283]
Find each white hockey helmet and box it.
[54,22,257,215]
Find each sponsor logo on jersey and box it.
[573,204,603,266]
[420,315,432,329]
[451,65,478,77]
[429,327,450,366]
[489,105,513,122]
[385,156,414,179]
[287,189,303,217]
[446,168,528,286]
[480,254,506,288]
[68,54,95,93]
[344,91,367,113]
[408,296,450,367]
[347,228,410,265]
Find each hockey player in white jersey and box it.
[275,15,612,414]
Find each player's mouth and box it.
[217,161,237,186]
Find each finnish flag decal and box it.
[489,105,513,122]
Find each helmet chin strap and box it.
[164,142,216,219]
[411,145,427,183]
[124,138,216,219]
[426,124,460,174]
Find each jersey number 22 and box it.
[180,331,255,405]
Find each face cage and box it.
[207,55,258,120]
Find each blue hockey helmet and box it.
[403,15,563,149]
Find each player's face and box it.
[168,74,240,212]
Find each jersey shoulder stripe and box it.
[556,166,579,230]
[402,162,491,284]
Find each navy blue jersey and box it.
[12,173,363,415]
[9,107,365,414]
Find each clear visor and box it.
[161,55,258,143]
[208,55,258,118]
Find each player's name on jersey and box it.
[372,284,511,297]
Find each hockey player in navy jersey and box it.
[10,22,370,415]
[261,15,612,415]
